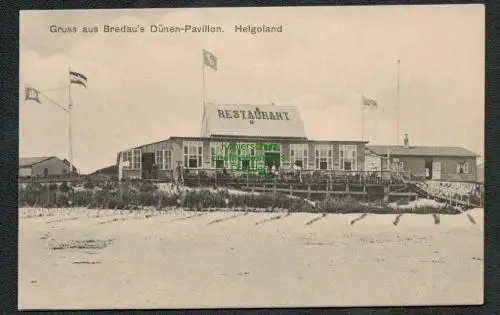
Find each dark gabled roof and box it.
[366,145,479,157]
[19,156,55,167]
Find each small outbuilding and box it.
[366,135,479,182]
[19,156,77,178]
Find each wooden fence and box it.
[178,169,414,185]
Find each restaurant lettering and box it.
[217,108,290,120]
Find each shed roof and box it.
[19,156,54,167]
[200,103,307,139]
[366,145,479,157]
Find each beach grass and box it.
[19,181,461,215]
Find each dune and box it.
[19,207,483,309]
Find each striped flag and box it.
[69,70,87,88]
[362,95,378,109]
[203,49,217,71]
[24,86,41,103]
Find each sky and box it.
[19,5,485,173]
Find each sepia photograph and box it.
[19,5,484,309]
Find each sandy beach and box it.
[19,207,484,309]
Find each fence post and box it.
[290,184,293,197]
[307,183,311,199]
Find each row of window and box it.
[121,143,472,175]
[122,142,359,171]
[391,159,470,174]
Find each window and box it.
[123,151,131,168]
[210,142,229,169]
[391,158,404,172]
[155,150,172,170]
[315,144,333,170]
[132,149,142,169]
[183,141,203,169]
[238,143,256,170]
[122,149,142,169]
[290,144,308,169]
[392,159,404,172]
[339,145,357,171]
[457,162,469,174]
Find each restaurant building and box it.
[117,103,368,180]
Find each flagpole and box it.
[202,53,206,107]
[361,95,365,142]
[396,59,400,145]
[68,65,74,176]
[200,51,206,136]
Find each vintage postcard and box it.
[19,5,484,309]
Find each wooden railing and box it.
[239,181,417,201]
[412,181,484,208]
[124,168,414,185]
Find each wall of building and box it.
[385,155,477,182]
[120,138,367,180]
[434,156,477,182]
[31,158,71,177]
[477,164,484,183]
[19,166,32,177]
[138,138,365,170]
[140,140,173,153]
[123,139,478,182]
[365,153,382,171]
[395,156,427,178]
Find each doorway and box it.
[425,160,433,180]
[264,152,281,172]
[432,161,441,180]
[142,152,155,179]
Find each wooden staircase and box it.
[409,181,482,209]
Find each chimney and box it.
[404,134,409,148]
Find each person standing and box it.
[175,162,183,184]
[297,163,303,183]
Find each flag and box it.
[69,70,87,88]
[25,86,41,103]
[203,49,217,71]
[362,95,378,109]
